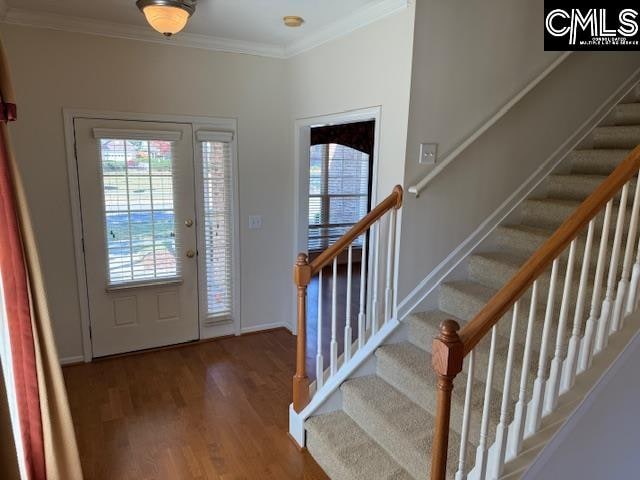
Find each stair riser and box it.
[342,388,431,479]
[438,284,573,356]
[306,412,413,480]
[409,317,541,392]
[613,104,640,126]
[591,127,640,149]
[568,150,630,176]
[376,348,508,445]
[544,176,636,204]
[467,255,600,311]
[520,200,632,234]
[494,227,619,271]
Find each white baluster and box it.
[316,269,324,389]
[509,282,538,459]
[579,203,612,372]
[455,350,475,480]
[545,240,577,414]
[371,223,381,333]
[612,178,640,331]
[330,258,338,376]
[358,234,367,350]
[562,222,594,392]
[526,259,559,436]
[492,302,519,478]
[474,326,497,479]
[625,209,640,315]
[596,187,629,353]
[385,210,397,322]
[344,245,353,362]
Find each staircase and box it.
[303,86,640,479]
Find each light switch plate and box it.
[248,215,263,229]
[419,143,438,165]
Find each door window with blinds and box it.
[196,131,236,322]
[308,121,374,252]
[96,130,182,286]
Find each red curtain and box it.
[0,99,46,479]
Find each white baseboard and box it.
[239,321,291,335]
[59,355,85,366]
[397,66,640,321]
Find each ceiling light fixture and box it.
[136,0,196,36]
[283,16,304,28]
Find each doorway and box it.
[294,107,380,378]
[71,115,239,358]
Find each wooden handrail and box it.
[459,144,640,355]
[292,185,404,413]
[309,185,403,275]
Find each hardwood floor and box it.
[63,330,328,480]
[306,262,361,380]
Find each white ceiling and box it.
[1,0,408,57]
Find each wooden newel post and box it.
[293,253,312,412]
[430,320,464,480]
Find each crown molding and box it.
[285,0,410,57]
[2,8,288,58]
[1,0,410,59]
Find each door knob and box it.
[186,249,196,258]
[185,219,194,227]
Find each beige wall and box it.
[2,24,292,360]
[404,0,560,185]
[0,7,416,361]
[288,4,415,198]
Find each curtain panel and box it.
[0,36,82,480]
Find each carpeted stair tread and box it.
[591,125,640,149]
[519,197,632,232]
[467,250,597,309]
[567,149,630,175]
[611,103,640,125]
[375,342,506,444]
[545,174,636,203]
[306,410,413,480]
[342,375,463,480]
[438,280,573,356]
[407,310,540,393]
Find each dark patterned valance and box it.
[0,101,16,122]
[310,120,375,156]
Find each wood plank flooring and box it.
[63,330,329,480]
[306,263,361,380]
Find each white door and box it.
[74,118,199,357]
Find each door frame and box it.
[292,106,381,334]
[63,109,240,362]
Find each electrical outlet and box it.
[419,143,438,165]
[248,215,263,229]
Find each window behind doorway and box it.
[308,120,375,253]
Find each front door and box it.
[74,118,199,357]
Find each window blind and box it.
[308,143,370,251]
[201,139,234,320]
[97,137,180,286]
